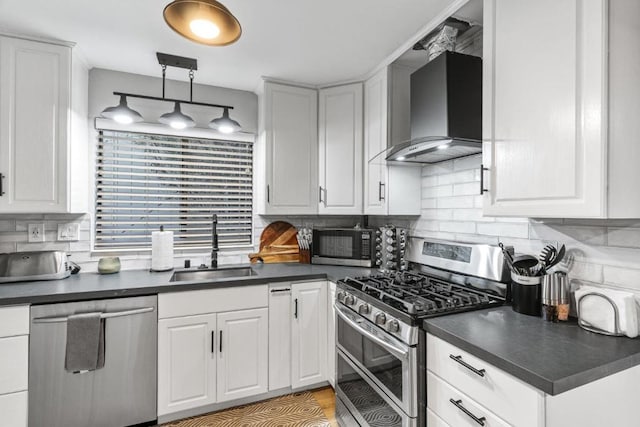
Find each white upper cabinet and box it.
[258,81,318,215]
[483,0,640,218]
[364,66,421,216]
[0,35,88,214]
[318,83,363,214]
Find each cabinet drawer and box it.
[427,334,542,427]
[428,372,511,427]
[159,285,268,318]
[0,336,28,394]
[0,305,29,337]
[0,391,28,427]
[427,408,451,427]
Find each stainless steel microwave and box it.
[311,228,375,267]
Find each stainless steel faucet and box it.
[211,214,219,268]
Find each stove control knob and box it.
[376,229,382,236]
[375,313,387,326]
[375,259,382,266]
[358,303,371,315]
[387,319,400,333]
[344,294,356,306]
[336,291,345,302]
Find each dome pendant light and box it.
[209,107,241,134]
[159,102,196,130]
[100,95,143,124]
[163,0,242,46]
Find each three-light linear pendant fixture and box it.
[100,0,242,133]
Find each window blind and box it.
[95,129,253,251]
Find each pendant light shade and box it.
[159,102,196,129]
[209,107,241,134]
[163,0,242,46]
[101,95,143,124]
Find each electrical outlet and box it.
[28,224,45,243]
[57,223,80,241]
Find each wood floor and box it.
[311,386,337,426]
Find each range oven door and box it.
[336,351,417,427]
[335,305,418,418]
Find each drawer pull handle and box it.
[449,398,486,426]
[449,354,486,377]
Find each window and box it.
[95,129,253,251]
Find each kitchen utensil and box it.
[538,244,557,274]
[498,242,516,273]
[512,255,538,276]
[248,221,300,263]
[546,244,566,270]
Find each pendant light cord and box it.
[161,65,167,99]
[189,69,194,102]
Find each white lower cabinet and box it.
[158,314,217,416]
[158,286,269,417]
[216,308,268,402]
[292,281,328,389]
[427,332,640,427]
[268,281,329,391]
[0,305,29,427]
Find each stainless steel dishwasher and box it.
[29,295,157,427]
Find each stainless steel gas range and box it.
[334,237,511,427]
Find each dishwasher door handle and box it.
[33,307,155,323]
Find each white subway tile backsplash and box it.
[606,227,640,248]
[477,222,529,238]
[602,265,640,292]
[423,185,453,198]
[0,220,15,232]
[417,155,640,292]
[438,196,475,209]
[439,221,476,234]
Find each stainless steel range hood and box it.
[377,51,482,165]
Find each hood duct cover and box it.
[377,51,482,165]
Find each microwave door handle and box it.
[335,306,409,360]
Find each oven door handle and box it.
[335,306,409,360]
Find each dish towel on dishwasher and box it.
[65,312,105,372]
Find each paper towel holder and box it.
[150,225,175,272]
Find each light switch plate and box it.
[28,223,45,243]
[57,223,80,241]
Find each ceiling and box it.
[0,0,462,92]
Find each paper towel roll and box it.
[151,230,174,272]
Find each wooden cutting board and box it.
[249,221,300,263]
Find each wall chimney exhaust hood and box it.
[375,51,482,165]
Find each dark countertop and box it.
[0,263,374,306]
[424,306,640,396]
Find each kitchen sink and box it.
[170,267,256,282]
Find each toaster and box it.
[0,251,71,283]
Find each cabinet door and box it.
[364,68,389,215]
[0,36,70,213]
[482,0,607,217]
[318,83,363,214]
[217,308,268,402]
[268,284,292,391]
[327,281,337,388]
[158,314,216,416]
[291,281,327,389]
[0,391,28,427]
[263,82,318,214]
